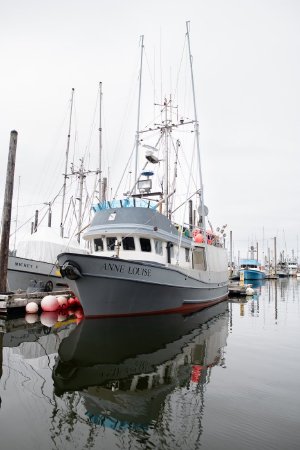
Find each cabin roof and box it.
[84,206,191,246]
[240,259,260,265]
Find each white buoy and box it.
[25,301,39,314]
[41,295,59,312]
[56,295,68,309]
[25,313,39,324]
[40,311,58,327]
[246,287,255,296]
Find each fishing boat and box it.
[5,89,90,293]
[7,227,86,292]
[57,23,229,317]
[239,258,265,280]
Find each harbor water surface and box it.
[0,278,299,449]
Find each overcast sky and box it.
[1,0,300,262]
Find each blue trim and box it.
[92,198,157,212]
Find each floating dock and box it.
[0,289,72,316]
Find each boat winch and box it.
[61,261,82,280]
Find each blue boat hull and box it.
[242,270,265,280]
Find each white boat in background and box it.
[58,23,229,317]
[239,258,265,280]
[4,89,92,293]
[287,261,298,277]
[7,227,88,292]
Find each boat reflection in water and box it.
[53,300,229,430]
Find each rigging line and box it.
[178,133,198,191]
[144,46,155,92]
[176,135,196,263]
[110,60,141,169]
[173,35,187,103]
[9,202,49,237]
[83,88,100,164]
[9,184,64,237]
[30,102,71,204]
[113,143,136,199]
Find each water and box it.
[0,278,299,450]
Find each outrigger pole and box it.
[60,88,75,238]
[133,35,144,194]
[186,21,208,243]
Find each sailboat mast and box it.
[133,35,144,194]
[186,22,207,238]
[60,88,75,238]
[98,82,103,202]
[163,98,169,216]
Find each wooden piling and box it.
[0,131,18,292]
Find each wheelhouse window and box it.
[107,237,117,251]
[122,237,135,250]
[154,239,163,255]
[192,247,206,270]
[94,238,104,252]
[140,238,151,252]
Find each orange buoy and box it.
[194,233,204,243]
[192,228,200,238]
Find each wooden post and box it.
[0,130,18,292]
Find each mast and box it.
[98,82,103,202]
[186,22,207,242]
[133,35,144,194]
[60,88,75,238]
[77,159,85,244]
[163,98,169,215]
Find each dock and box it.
[0,289,73,316]
[228,282,253,296]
